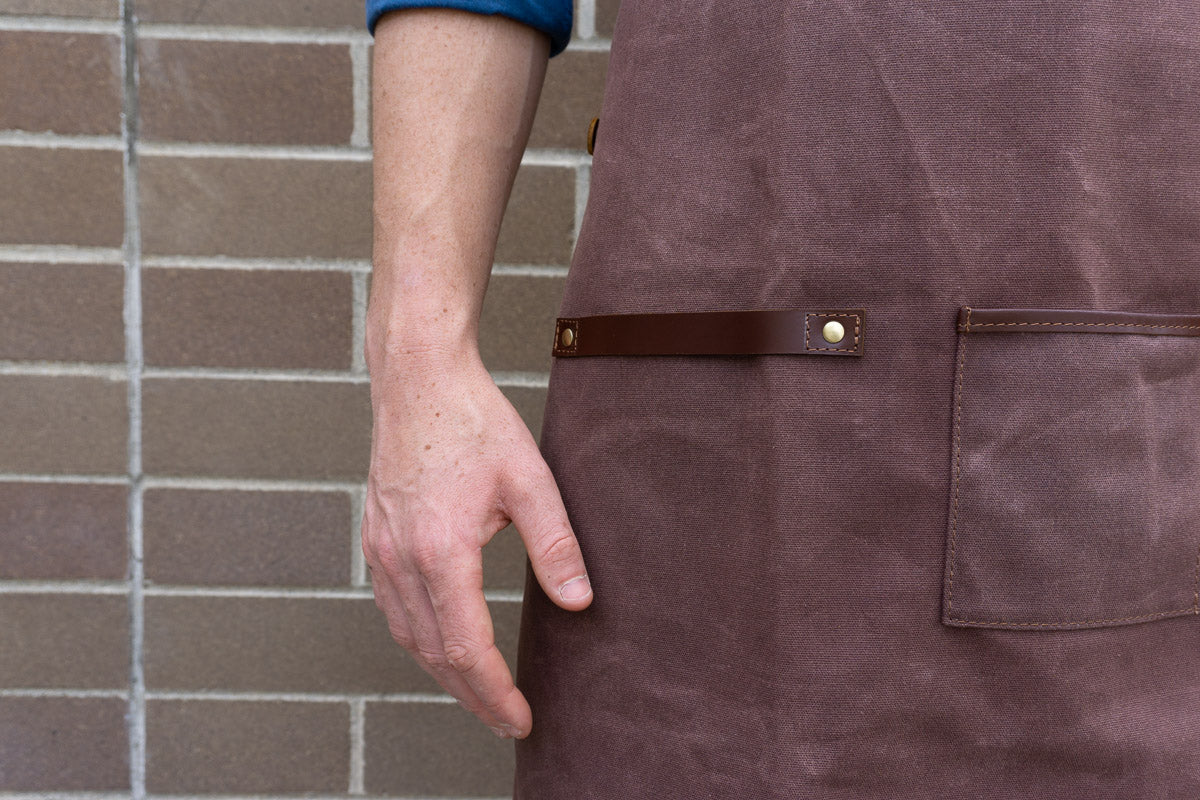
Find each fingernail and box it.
[559,576,591,602]
[490,726,511,739]
[505,724,524,738]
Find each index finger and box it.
[418,549,533,737]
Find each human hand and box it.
[361,349,592,739]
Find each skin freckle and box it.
[425,444,432,450]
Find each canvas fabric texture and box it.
[513,2,1200,797]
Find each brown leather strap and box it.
[958,306,1200,335]
[552,309,865,357]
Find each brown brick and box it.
[529,50,609,150]
[142,378,369,480]
[139,40,353,145]
[0,32,121,135]
[144,596,522,693]
[140,156,371,258]
[0,0,118,18]
[482,524,529,591]
[364,701,514,796]
[0,262,124,363]
[0,375,127,475]
[144,488,351,586]
[0,594,129,688]
[505,384,549,444]
[595,0,621,38]
[139,0,363,28]
[0,482,126,579]
[0,147,123,247]
[146,700,348,794]
[0,697,128,791]
[478,273,566,372]
[495,165,576,265]
[143,268,353,369]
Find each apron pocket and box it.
[942,305,1200,630]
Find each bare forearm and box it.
[367,8,549,367]
[362,10,589,738]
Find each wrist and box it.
[364,309,480,370]
[364,276,483,366]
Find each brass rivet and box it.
[822,320,845,343]
[586,117,599,155]
[559,326,575,347]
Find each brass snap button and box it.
[586,117,599,155]
[821,320,845,343]
[559,326,576,347]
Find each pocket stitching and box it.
[945,306,970,624]
[1194,538,1200,617]
[945,305,1200,628]
[966,321,1200,331]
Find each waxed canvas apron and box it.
[513,2,1200,797]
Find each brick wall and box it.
[0,1,610,797]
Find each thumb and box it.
[503,459,592,611]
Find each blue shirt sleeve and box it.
[366,1,573,57]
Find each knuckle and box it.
[444,639,487,674]
[409,539,449,575]
[385,622,415,650]
[370,537,407,576]
[415,644,450,671]
[533,531,578,569]
[504,465,536,502]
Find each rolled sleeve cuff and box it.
[366,1,573,57]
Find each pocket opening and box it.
[943,305,1200,631]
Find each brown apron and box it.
[514,2,1200,796]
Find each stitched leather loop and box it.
[551,309,865,357]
